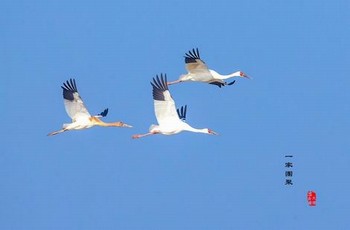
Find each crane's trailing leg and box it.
[47,128,67,136]
[167,79,182,85]
[132,132,157,139]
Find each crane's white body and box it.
[132,74,217,139]
[149,119,210,136]
[62,117,94,130]
[180,69,243,84]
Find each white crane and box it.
[48,79,132,136]
[167,48,250,87]
[132,74,218,139]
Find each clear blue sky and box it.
[1,0,349,229]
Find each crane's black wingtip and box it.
[209,82,224,88]
[98,108,109,117]
[61,78,79,101]
[209,80,236,88]
[151,73,169,101]
[176,105,188,121]
[227,80,236,85]
[184,48,201,63]
[62,78,78,92]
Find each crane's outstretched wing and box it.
[151,74,180,126]
[61,79,91,121]
[176,105,187,121]
[184,48,210,74]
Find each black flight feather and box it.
[227,80,236,85]
[177,105,187,121]
[209,81,224,88]
[151,74,168,101]
[209,80,236,88]
[98,108,109,117]
[184,48,203,64]
[61,78,78,101]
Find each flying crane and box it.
[48,79,132,136]
[132,74,217,139]
[168,48,250,87]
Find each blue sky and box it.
[1,0,349,229]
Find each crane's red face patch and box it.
[208,129,218,135]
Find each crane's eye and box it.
[240,72,244,76]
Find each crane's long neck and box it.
[183,123,208,134]
[90,117,124,127]
[209,70,241,80]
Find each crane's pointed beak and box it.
[243,74,252,79]
[123,124,133,128]
[209,129,218,135]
